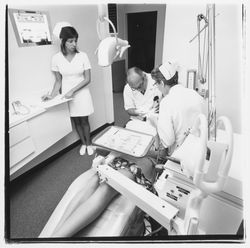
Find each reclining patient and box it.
[39,154,155,238]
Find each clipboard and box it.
[92,126,155,157]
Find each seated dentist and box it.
[150,62,206,155]
[39,154,155,238]
[123,67,162,136]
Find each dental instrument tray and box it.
[92,126,154,157]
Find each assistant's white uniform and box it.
[51,51,94,117]
[157,84,206,154]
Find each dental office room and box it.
[4,0,249,245]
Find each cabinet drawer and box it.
[9,121,30,147]
[10,137,35,168]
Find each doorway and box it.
[127,11,157,73]
[112,10,158,128]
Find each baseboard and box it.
[10,122,114,184]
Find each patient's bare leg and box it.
[39,168,97,237]
[51,169,135,237]
[52,173,99,235]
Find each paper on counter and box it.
[39,95,72,109]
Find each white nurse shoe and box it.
[87,145,95,156]
[79,145,86,155]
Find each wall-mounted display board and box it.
[9,8,52,47]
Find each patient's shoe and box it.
[79,145,86,155]
[87,145,95,155]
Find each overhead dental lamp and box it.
[95,4,130,66]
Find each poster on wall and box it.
[9,9,52,47]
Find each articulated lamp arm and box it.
[96,4,130,66]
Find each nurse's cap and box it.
[53,22,72,40]
[159,61,179,80]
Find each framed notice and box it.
[9,8,52,47]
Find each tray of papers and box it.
[92,126,154,157]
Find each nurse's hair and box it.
[59,26,79,55]
[151,65,178,87]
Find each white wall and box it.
[8,4,114,177]
[163,4,242,133]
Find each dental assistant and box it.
[42,26,94,156]
[150,62,206,155]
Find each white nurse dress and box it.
[51,51,94,117]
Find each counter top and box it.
[9,95,72,128]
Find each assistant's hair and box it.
[151,66,178,87]
[59,26,79,55]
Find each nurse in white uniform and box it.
[42,26,94,155]
[150,62,206,155]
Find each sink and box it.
[9,105,45,128]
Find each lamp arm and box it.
[103,17,118,44]
[96,19,103,40]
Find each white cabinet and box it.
[9,101,72,175]
[10,121,31,147]
[9,121,35,168]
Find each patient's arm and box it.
[51,169,135,237]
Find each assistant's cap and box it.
[159,61,179,80]
[53,22,72,40]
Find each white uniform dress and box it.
[51,51,94,117]
[157,84,206,154]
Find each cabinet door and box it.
[9,121,35,168]
[9,121,30,147]
[10,137,35,168]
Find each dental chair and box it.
[40,114,233,237]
